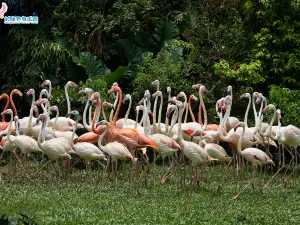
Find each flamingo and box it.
[233,122,275,199]
[36,114,72,179]
[2,109,42,161]
[41,79,52,99]
[168,97,214,207]
[97,120,136,185]
[225,85,240,131]
[67,110,106,173]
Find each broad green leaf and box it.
[154,20,179,45]
[104,66,128,85]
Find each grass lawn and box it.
[0,160,299,224]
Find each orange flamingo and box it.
[0,93,10,130]
[92,88,158,150]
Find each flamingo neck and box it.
[110,93,118,122]
[188,97,195,122]
[9,91,18,117]
[157,93,163,132]
[98,123,108,150]
[112,89,122,125]
[124,96,132,125]
[28,92,35,130]
[65,84,71,114]
[237,125,245,155]
[198,92,204,126]
[92,97,101,134]
[83,93,92,131]
[252,93,258,125]
[101,103,107,121]
[7,111,13,143]
[218,103,232,142]
[71,118,78,150]
[244,96,251,128]
[52,109,59,130]
[199,89,207,130]
[1,94,9,122]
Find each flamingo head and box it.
[176,91,185,100]
[276,109,282,120]
[143,90,151,100]
[216,97,225,112]
[200,85,209,94]
[36,98,48,106]
[50,105,58,113]
[189,94,197,102]
[167,87,171,93]
[227,85,232,94]
[138,98,144,106]
[233,122,245,132]
[66,81,78,88]
[41,80,51,88]
[166,105,176,119]
[103,101,115,111]
[40,89,50,99]
[89,92,100,105]
[190,128,206,141]
[122,94,131,104]
[26,88,35,96]
[78,88,94,95]
[96,120,108,129]
[32,105,39,117]
[36,113,47,125]
[255,93,263,105]
[66,110,80,122]
[239,93,250,100]
[192,83,202,89]
[151,79,159,86]
[11,89,23,98]
[152,91,162,98]
[1,109,12,117]
[108,85,120,95]
[263,104,275,114]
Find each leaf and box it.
[104,66,128,85]
[154,20,179,45]
[73,52,111,79]
[117,39,143,62]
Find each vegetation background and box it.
[0,0,300,126]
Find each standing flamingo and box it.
[79,88,94,131]
[116,94,136,128]
[233,122,275,199]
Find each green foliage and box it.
[213,59,265,84]
[154,20,180,47]
[269,85,300,127]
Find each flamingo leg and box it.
[233,165,256,199]
[161,160,175,183]
[282,147,294,187]
[187,165,194,210]
[258,165,263,194]
[13,151,30,179]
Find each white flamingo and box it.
[79,88,94,131]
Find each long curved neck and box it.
[182,94,188,123]
[28,93,35,130]
[48,83,52,98]
[52,109,59,130]
[134,108,140,129]
[244,96,251,128]
[124,96,132,125]
[112,89,122,125]
[158,93,163,132]
[168,107,179,134]
[10,91,18,117]
[252,93,258,125]
[199,89,207,130]
[110,93,118,122]
[71,119,78,149]
[92,97,101,134]
[177,105,184,143]
[152,95,158,133]
[38,119,47,149]
[98,124,108,149]
[1,94,9,122]
[275,117,282,141]
[188,97,195,122]
[257,100,265,128]
[101,103,107,121]
[218,103,232,142]
[263,108,276,136]
[7,112,14,142]
[143,99,150,137]
[198,91,204,125]
[237,125,245,155]
[65,84,71,114]
[83,94,92,131]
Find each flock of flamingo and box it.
[0,79,299,200]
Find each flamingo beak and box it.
[95,122,101,129]
[41,83,45,88]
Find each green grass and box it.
[0,160,300,224]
